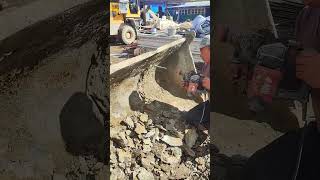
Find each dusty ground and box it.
[0,0,108,179]
[0,42,108,180]
[0,0,91,41]
[110,45,127,64]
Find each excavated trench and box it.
[0,1,108,179]
[110,39,210,179]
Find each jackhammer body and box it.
[224,29,310,112]
[225,29,312,180]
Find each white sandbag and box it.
[192,15,210,37]
[192,15,206,29]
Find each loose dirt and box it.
[0,0,108,179]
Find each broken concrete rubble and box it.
[160,147,182,165]
[135,122,147,135]
[137,167,155,180]
[161,135,183,147]
[185,128,199,148]
[110,167,126,180]
[142,144,152,153]
[174,164,190,179]
[141,154,155,171]
[123,116,135,129]
[139,114,149,123]
[117,149,131,163]
[110,103,210,179]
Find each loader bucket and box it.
[110,34,200,121]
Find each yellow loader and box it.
[110,0,141,44]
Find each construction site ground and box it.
[0,0,108,179]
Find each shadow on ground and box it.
[59,92,107,163]
[240,122,320,180]
[211,145,247,180]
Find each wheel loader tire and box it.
[121,25,136,45]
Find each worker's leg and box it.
[183,100,210,128]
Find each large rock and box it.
[117,149,131,163]
[142,144,152,153]
[141,154,155,171]
[174,164,191,179]
[143,138,152,145]
[126,136,135,148]
[135,123,147,135]
[110,126,123,139]
[123,116,135,129]
[152,143,167,159]
[160,163,172,173]
[110,152,117,164]
[142,138,153,153]
[184,128,198,148]
[144,128,156,138]
[161,135,183,147]
[139,114,149,123]
[110,167,126,180]
[160,147,182,164]
[111,130,127,148]
[137,168,154,180]
[196,157,206,165]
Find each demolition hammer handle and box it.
[292,101,308,180]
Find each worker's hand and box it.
[296,50,320,88]
[202,77,210,90]
[186,82,199,96]
[181,81,189,90]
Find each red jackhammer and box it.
[223,28,312,180]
